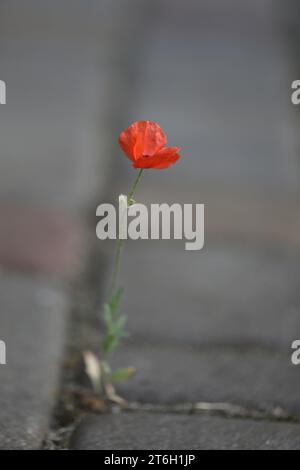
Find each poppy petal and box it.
[119,126,137,162]
[133,146,181,169]
[154,147,181,168]
[134,121,167,159]
[119,121,167,161]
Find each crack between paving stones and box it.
[122,336,287,356]
[125,401,299,423]
[43,398,300,450]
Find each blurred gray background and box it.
[0,0,300,450]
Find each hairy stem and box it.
[109,169,143,297]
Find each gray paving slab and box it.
[109,342,300,413]
[71,412,300,450]
[113,242,300,349]
[0,271,68,449]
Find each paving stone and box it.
[0,271,68,449]
[109,342,300,413]
[71,412,300,450]
[0,205,88,276]
[114,242,300,349]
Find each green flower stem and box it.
[128,167,144,202]
[109,169,143,297]
[109,239,123,299]
[102,169,144,368]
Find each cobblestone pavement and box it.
[71,412,300,450]
[71,0,300,450]
[1,0,300,450]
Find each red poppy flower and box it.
[119,121,181,169]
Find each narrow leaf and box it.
[109,287,124,312]
[111,367,136,383]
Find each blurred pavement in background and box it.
[0,0,300,450]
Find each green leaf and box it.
[109,287,124,313]
[102,289,127,355]
[113,314,127,334]
[103,303,112,327]
[102,334,118,355]
[111,367,136,382]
